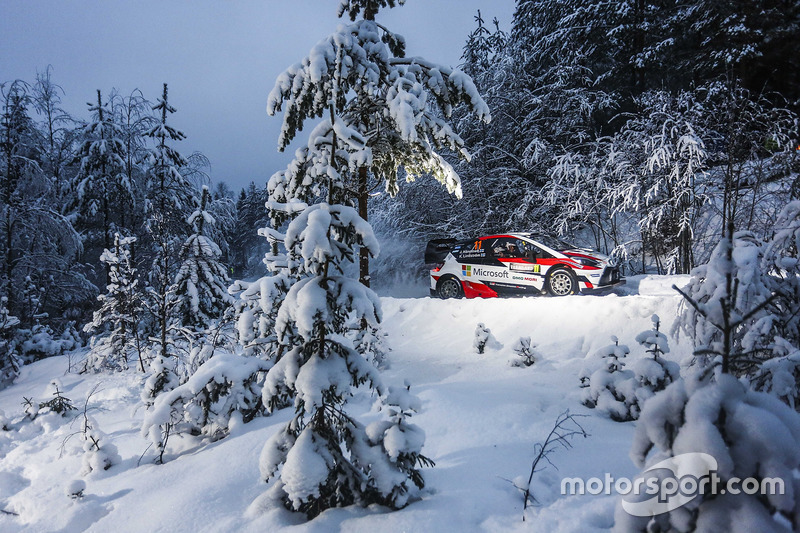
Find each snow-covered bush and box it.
[473,323,500,354]
[509,336,539,367]
[81,415,120,474]
[474,323,491,354]
[0,296,21,390]
[83,234,143,373]
[66,480,86,500]
[582,318,681,422]
[613,373,800,532]
[0,409,9,431]
[15,322,78,363]
[579,337,639,421]
[142,353,267,463]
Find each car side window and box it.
[490,238,525,259]
[518,241,551,260]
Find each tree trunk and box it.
[357,166,370,287]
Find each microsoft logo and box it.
[463,265,471,276]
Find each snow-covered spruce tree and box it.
[674,227,776,378]
[579,336,640,421]
[252,0,493,516]
[141,213,182,406]
[174,185,232,333]
[630,314,680,404]
[141,84,193,404]
[257,202,430,517]
[267,0,490,286]
[749,200,800,408]
[83,233,144,373]
[0,295,21,390]
[614,228,800,531]
[614,375,800,532]
[72,89,131,266]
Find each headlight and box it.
[572,257,601,268]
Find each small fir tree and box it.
[83,233,143,372]
[38,379,76,416]
[142,83,194,376]
[81,415,120,474]
[579,336,639,421]
[257,203,430,517]
[174,186,233,333]
[630,314,680,402]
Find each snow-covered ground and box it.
[0,275,691,532]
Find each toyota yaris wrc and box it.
[426,233,625,299]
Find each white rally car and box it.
[426,233,624,299]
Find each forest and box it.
[1,0,800,530]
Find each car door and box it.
[483,237,543,295]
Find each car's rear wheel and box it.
[546,268,577,296]
[437,276,463,299]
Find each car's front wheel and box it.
[546,267,577,296]
[437,276,464,299]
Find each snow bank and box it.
[0,289,686,531]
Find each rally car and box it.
[426,233,624,299]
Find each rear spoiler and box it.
[424,238,457,264]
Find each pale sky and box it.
[1,0,515,192]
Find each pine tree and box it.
[83,233,143,372]
[174,186,232,333]
[751,201,800,408]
